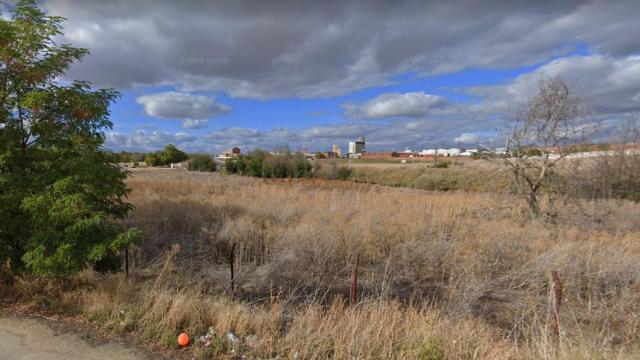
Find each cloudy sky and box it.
[6,0,640,153]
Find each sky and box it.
[5,0,640,153]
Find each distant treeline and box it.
[224,150,312,178]
[115,144,216,171]
[115,144,187,166]
[224,149,353,180]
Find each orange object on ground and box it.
[177,332,189,346]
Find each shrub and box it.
[293,154,312,178]
[266,155,292,178]
[313,161,352,180]
[224,158,237,174]
[188,154,216,172]
[434,161,450,168]
[223,149,313,178]
[523,148,543,157]
[236,158,247,174]
[414,174,457,191]
[417,337,445,360]
[336,166,353,180]
[471,152,488,160]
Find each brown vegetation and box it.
[349,160,511,192]
[3,168,640,359]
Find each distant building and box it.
[216,147,242,160]
[324,151,339,159]
[362,152,393,160]
[436,148,448,156]
[332,144,342,157]
[460,149,478,156]
[362,152,436,161]
[446,148,461,156]
[348,136,366,156]
[398,147,416,157]
[118,161,148,168]
[170,160,190,169]
[219,147,241,159]
[421,149,436,156]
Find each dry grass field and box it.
[347,160,510,192]
[8,168,640,359]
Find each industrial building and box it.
[348,137,366,156]
[332,144,342,157]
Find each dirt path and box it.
[0,316,149,360]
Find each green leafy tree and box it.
[117,152,132,163]
[160,144,187,165]
[0,1,141,275]
[144,152,162,167]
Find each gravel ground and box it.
[0,316,149,360]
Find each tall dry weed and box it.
[18,168,637,359]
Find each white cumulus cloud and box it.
[454,133,480,144]
[136,91,231,128]
[344,92,447,120]
[106,130,196,151]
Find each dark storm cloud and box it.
[43,0,640,99]
[37,0,640,152]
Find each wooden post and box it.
[230,243,237,298]
[124,246,129,278]
[350,253,360,305]
[550,270,563,337]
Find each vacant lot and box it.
[346,159,510,192]
[6,168,640,359]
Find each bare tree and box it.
[504,77,586,219]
